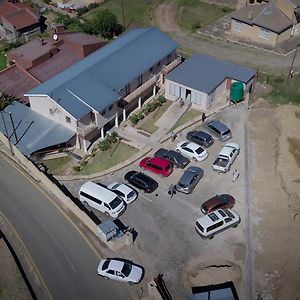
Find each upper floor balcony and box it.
[162,56,182,75]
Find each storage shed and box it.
[165,54,256,110]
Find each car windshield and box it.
[166,164,172,170]
[182,142,189,147]
[121,262,132,277]
[111,183,120,190]
[195,147,204,154]
[224,209,234,218]
[208,213,219,222]
[178,182,187,188]
[109,196,122,209]
[102,260,110,270]
[223,130,231,135]
[219,195,229,204]
[128,191,135,198]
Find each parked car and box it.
[154,148,190,168]
[107,182,138,204]
[175,141,208,162]
[176,166,204,194]
[195,209,240,239]
[205,120,232,141]
[124,171,158,193]
[212,143,240,173]
[186,130,214,148]
[139,157,173,177]
[97,258,143,284]
[201,194,235,214]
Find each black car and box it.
[186,130,214,148]
[124,171,158,193]
[154,148,190,168]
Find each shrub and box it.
[129,114,140,125]
[222,7,230,13]
[76,6,89,16]
[99,139,110,151]
[158,95,166,104]
[87,2,99,10]
[73,165,81,172]
[191,22,201,30]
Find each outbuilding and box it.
[165,54,256,110]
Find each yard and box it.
[0,53,6,71]
[84,0,159,28]
[169,108,201,132]
[138,100,172,133]
[176,0,232,32]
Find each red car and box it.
[201,194,235,214]
[139,157,173,177]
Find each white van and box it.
[195,209,240,239]
[79,181,125,218]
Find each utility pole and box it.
[0,111,14,155]
[121,0,126,29]
[288,47,298,80]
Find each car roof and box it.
[146,156,170,167]
[187,166,203,174]
[109,182,132,195]
[184,141,202,151]
[219,143,239,156]
[193,130,211,139]
[196,209,238,226]
[108,259,124,272]
[208,120,230,132]
[179,169,198,185]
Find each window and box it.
[107,270,115,275]
[167,53,172,64]
[108,104,113,110]
[157,61,161,67]
[100,109,106,116]
[234,20,242,32]
[259,28,269,40]
[149,67,153,73]
[125,84,130,96]
[169,82,180,97]
[49,108,54,115]
[65,116,71,123]
[79,191,102,205]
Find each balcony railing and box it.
[77,121,97,137]
[162,56,182,74]
[124,75,158,103]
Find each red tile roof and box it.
[0,65,39,104]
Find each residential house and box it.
[22,27,180,155]
[165,54,255,110]
[231,0,300,46]
[0,0,41,42]
[0,31,106,104]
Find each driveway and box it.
[63,104,249,299]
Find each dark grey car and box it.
[205,120,232,141]
[186,130,214,148]
[176,166,204,194]
[154,148,190,168]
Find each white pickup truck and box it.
[212,143,240,173]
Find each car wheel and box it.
[176,149,181,154]
[233,224,238,228]
[103,276,109,280]
[83,201,89,208]
[193,157,197,162]
[104,212,110,216]
[128,281,135,285]
[209,235,214,240]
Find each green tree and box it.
[87,9,124,39]
[0,93,15,111]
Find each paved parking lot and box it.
[63,104,248,299]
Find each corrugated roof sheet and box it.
[4,8,39,30]
[231,3,293,33]
[0,102,76,156]
[27,27,178,119]
[166,54,256,94]
[0,65,39,104]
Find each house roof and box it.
[289,0,300,7]
[26,27,178,120]
[0,102,76,157]
[0,65,39,104]
[231,2,293,33]
[166,54,256,94]
[0,1,39,30]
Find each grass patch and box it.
[169,108,201,132]
[0,53,7,71]
[78,142,138,175]
[258,73,300,105]
[85,0,159,28]
[176,0,232,32]
[138,100,172,133]
[43,156,72,175]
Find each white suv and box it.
[195,209,240,239]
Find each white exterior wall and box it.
[29,95,77,131]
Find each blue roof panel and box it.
[0,102,76,156]
[26,28,178,118]
[166,54,256,94]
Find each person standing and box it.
[232,169,239,182]
[201,112,206,122]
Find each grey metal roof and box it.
[166,54,256,94]
[0,102,76,156]
[231,3,293,33]
[26,27,178,119]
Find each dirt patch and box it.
[248,101,300,300]
[287,137,300,167]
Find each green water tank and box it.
[230,82,244,103]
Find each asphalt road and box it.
[0,154,133,300]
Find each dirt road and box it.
[153,1,300,73]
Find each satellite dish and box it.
[53,33,58,41]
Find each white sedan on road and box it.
[97,258,143,284]
[107,182,138,204]
[176,141,208,162]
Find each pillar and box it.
[152,85,156,97]
[101,127,104,139]
[138,96,142,109]
[83,139,87,153]
[123,108,126,121]
[115,113,119,128]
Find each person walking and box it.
[201,112,206,122]
[168,184,176,197]
[232,169,239,182]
